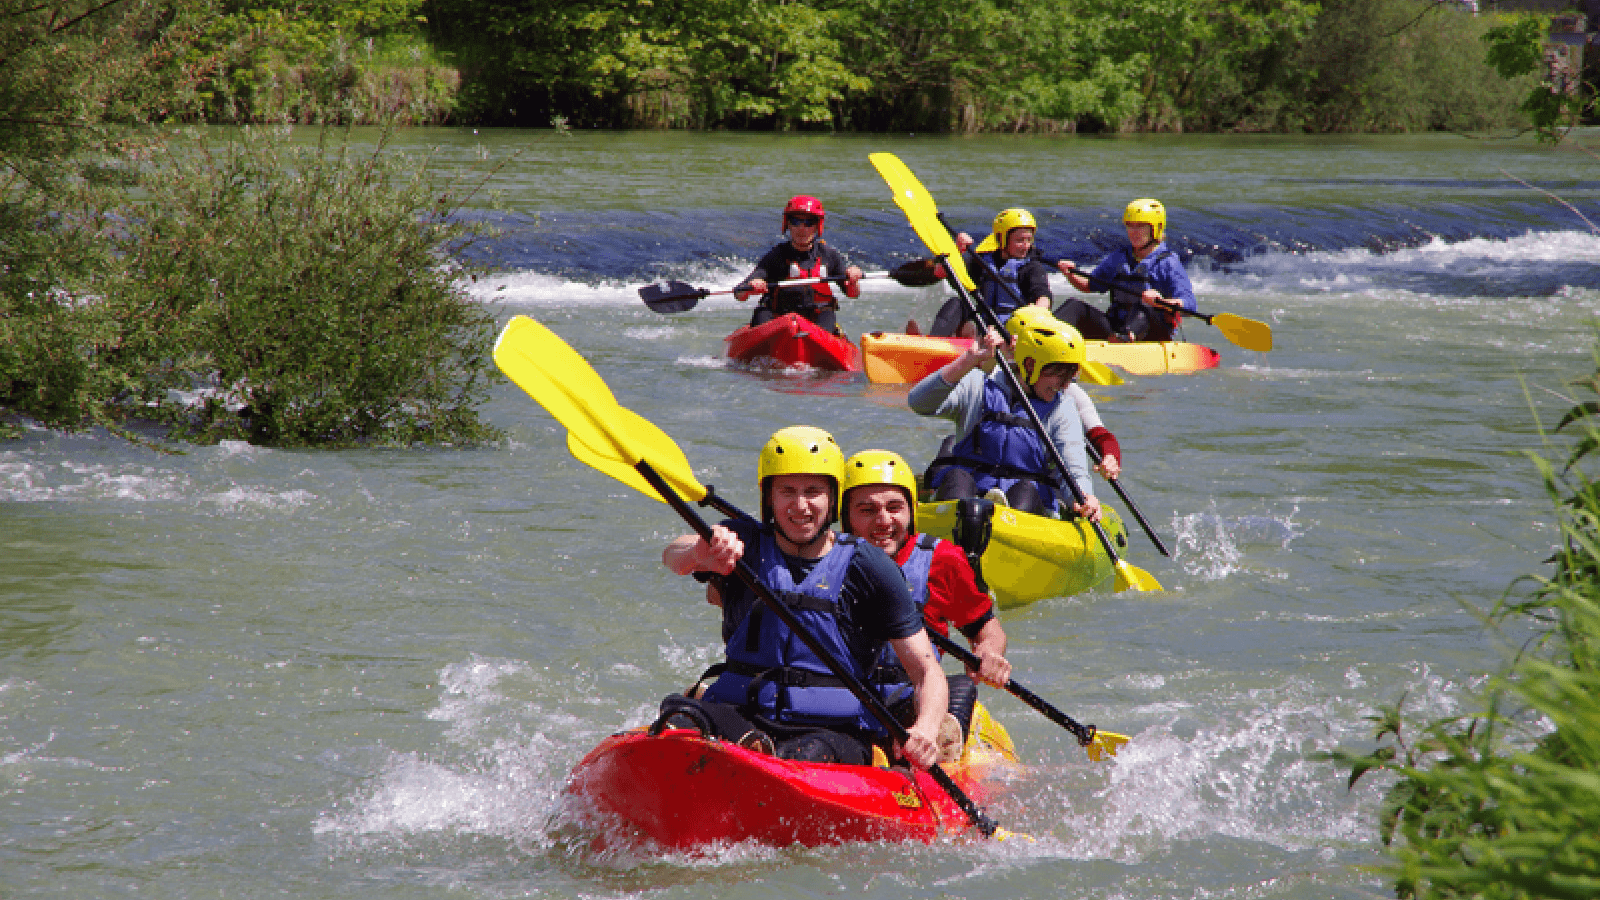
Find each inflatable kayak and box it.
[918,499,1130,608]
[860,331,1219,384]
[561,702,1019,851]
[725,313,862,372]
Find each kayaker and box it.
[733,196,863,335]
[921,208,1056,339]
[659,426,948,769]
[840,449,1011,758]
[908,310,1103,520]
[1054,198,1198,342]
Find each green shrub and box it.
[1334,340,1600,898]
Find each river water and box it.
[5,129,1600,899]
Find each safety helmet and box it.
[990,207,1038,252]
[1123,198,1165,243]
[843,448,919,524]
[782,195,826,234]
[1006,308,1086,386]
[758,425,845,526]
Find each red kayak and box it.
[562,706,1019,851]
[724,313,862,372]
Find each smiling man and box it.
[660,426,946,769]
[841,449,1011,758]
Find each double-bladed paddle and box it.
[870,152,1163,594]
[640,258,945,313]
[492,314,1020,841]
[970,232,1274,352]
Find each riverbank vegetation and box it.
[1,1,502,447]
[1334,341,1600,896]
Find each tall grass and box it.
[1335,342,1600,898]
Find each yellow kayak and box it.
[918,499,1130,608]
[861,331,1219,384]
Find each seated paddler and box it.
[909,309,1103,521]
[658,426,947,769]
[840,449,1011,758]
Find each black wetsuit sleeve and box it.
[847,542,922,642]
[1021,260,1054,302]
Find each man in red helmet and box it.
[734,196,863,334]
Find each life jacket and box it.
[703,531,882,733]
[977,252,1027,319]
[934,377,1064,510]
[1105,246,1179,338]
[770,247,837,313]
[871,533,940,707]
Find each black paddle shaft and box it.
[633,459,1001,839]
[926,631,1099,748]
[961,248,1172,558]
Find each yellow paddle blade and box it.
[567,407,707,504]
[1085,730,1130,762]
[992,827,1037,843]
[494,315,708,502]
[974,233,999,254]
[1079,360,1122,387]
[868,152,975,291]
[1112,559,1163,593]
[1213,312,1273,352]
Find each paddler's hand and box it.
[844,265,863,298]
[955,232,975,253]
[971,649,1011,689]
[897,721,941,770]
[1143,290,1170,307]
[940,328,1006,385]
[1073,495,1103,524]
[1095,453,1122,480]
[695,524,743,575]
[735,279,767,302]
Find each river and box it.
[4,129,1600,899]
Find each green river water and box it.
[4,129,1600,899]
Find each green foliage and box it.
[1482,14,1588,144]
[1333,337,1600,898]
[87,126,504,447]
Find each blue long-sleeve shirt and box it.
[907,367,1095,503]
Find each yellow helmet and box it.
[1123,198,1166,243]
[1007,309,1086,386]
[758,426,845,524]
[987,207,1038,251]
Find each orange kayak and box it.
[859,331,1220,384]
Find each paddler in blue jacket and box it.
[909,310,1102,521]
[734,196,863,335]
[660,426,947,769]
[1055,198,1197,342]
[922,208,1056,339]
[841,449,1012,762]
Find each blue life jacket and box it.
[978,252,1027,320]
[1106,247,1175,332]
[871,533,940,706]
[703,531,882,733]
[935,378,1064,510]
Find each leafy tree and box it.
[1483,13,1588,143]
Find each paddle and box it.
[492,314,1017,841]
[620,480,1131,763]
[640,258,944,314]
[1059,265,1273,352]
[969,228,1273,352]
[870,151,1162,594]
[962,246,1172,558]
[925,631,1129,761]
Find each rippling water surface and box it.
[4,129,1600,900]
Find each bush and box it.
[1334,338,1600,898]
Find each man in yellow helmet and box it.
[908,311,1103,520]
[840,450,1011,757]
[922,208,1057,339]
[660,426,947,769]
[1057,198,1197,342]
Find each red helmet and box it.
[782,195,825,233]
